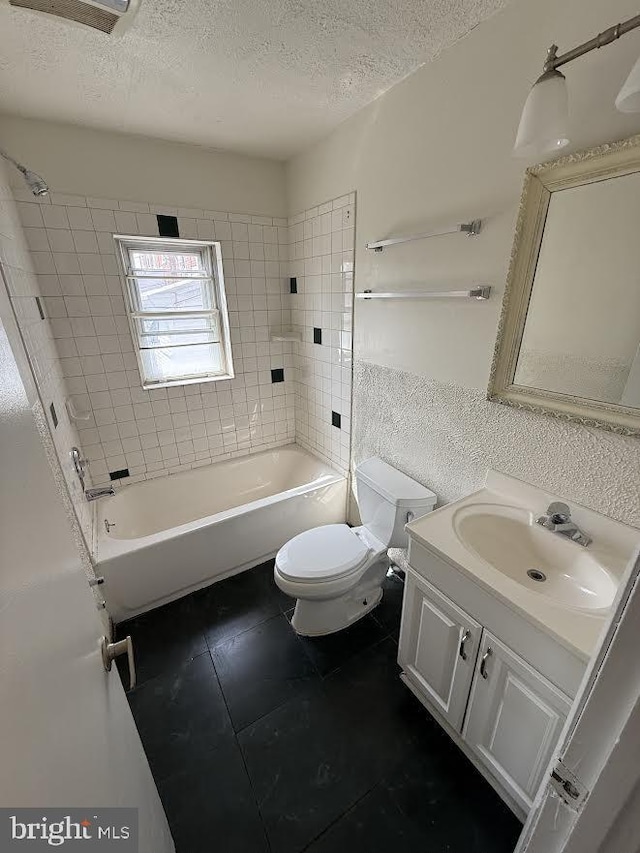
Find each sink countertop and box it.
[406,470,640,661]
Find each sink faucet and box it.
[536,502,592,547]
[85,486,115,502]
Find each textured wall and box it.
[353,361,640,528]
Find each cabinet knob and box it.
[459,629,471,661]
[480,647,493,680]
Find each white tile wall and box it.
[0,166,93,543]
[288,193,355,473]
[15,192,294,489]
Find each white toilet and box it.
[274,457,437,636]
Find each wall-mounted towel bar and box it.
[356,287,491,301]
[365,220,482,252]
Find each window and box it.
[115,236,234,389]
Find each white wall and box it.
[0,116,295,502]
[0,157,93,543]
[13,191,294,491]
[288,194,355,474]
[286,0,640,526]
[0,116,287,217]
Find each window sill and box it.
[141,372,235,390]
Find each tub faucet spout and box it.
[85,486,115,502]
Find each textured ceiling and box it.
[0,0,508,159]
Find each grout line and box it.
[235,732,275,853]
[297,778,383,853]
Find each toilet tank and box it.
[355,458,437,548]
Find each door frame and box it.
[516,549,640,853]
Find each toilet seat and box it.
[276,524,370,583]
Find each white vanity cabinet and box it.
[398,572,482,730]
[399,568,575,818]
[463,632,572,814]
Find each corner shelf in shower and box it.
[270,330,302,342]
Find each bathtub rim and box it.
[94,449,346,563]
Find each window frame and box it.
[114,234,234,390]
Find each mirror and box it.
[489,134,640,435]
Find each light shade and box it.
[616,55,640,112]
[513,70,570,159]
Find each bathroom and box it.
[1,0,640,850]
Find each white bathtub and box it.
[95,445,347,622]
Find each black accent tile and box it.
[198,560,287,649]
[297,614,387,677]
[128,653,233,782]
[49,402,58,428]
[313,327,322,345]
[372,569,406,640]
[109,467,130,481]
[289,277,298,294]
[35,296,45,320]
[156,214,180,238]
[331,410,341,428]
[158,741,269,853]
[238,640,433,853]
[212,614,319,731]
[271,368,285,383]
[117,595,207,686]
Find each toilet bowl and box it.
[275,458,437,636]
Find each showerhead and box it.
[0,148,49,197]
[21,169,49,197]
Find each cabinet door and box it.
[463,631,572,814]
[398,571,482,731]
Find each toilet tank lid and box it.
[356,458,437,508]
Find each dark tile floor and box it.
[117,562,522,853]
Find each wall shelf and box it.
[366,219,482,252]
[356,287,491,301]
[270,331,302,342]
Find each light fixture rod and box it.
[544,13,640,73]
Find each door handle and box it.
[100,635,136,691]
[480,647,493,680]
[459,629,471,661]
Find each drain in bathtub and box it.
[527,569,547,582]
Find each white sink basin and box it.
[452,503,618,612]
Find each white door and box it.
[463,631,572,815]
[398,570,482,730]
[516,552,640,853]
[0,306,174,853]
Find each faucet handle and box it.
[547,501,571,523]
[70,446,88,488]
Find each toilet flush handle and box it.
[406,511,415,524]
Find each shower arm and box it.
[0,147,49,196]
[0,146,29,175]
